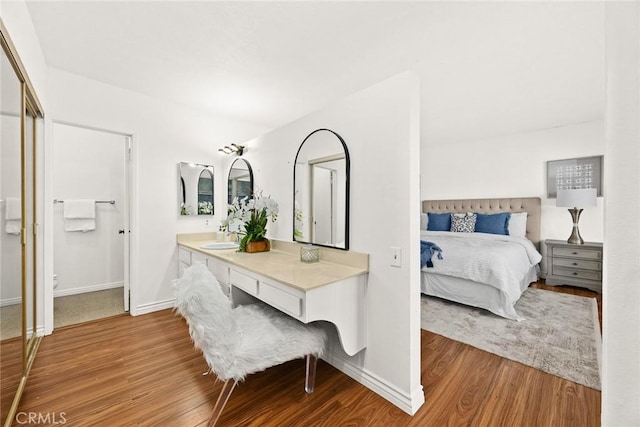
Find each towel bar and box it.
[53,199,115,205]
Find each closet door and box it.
[0,35,24,426]
[1,21,44,427]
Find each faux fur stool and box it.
[174,263,327,426]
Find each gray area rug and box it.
[421,288,601,390]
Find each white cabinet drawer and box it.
[260,280,303,318]
[230,269,258,295]
[178,261,189,277]
[553,247,602,260]
[207,257,230,285]
[178,247,192,265]
[191,251,208,266]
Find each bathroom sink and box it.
[200,242,239,250]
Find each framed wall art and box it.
[546,155,603,198]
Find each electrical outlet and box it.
[391,247,402,268]
[204,219,210,227]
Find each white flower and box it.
[221,193,278,233]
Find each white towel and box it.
[5,221,21,235]
[63,199,96,232]
[5,198,21,235]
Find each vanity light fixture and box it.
[218,143,245,156]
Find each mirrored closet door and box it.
[1,20,44,427]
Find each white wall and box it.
[229,72,423,413]
[603,3,640,426]
[421,120,605,244]
[46,67,269,319]
[52,123,125,296]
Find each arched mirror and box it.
[293,129,350,250]
[197,169,214,214]
[227,158,254,204]
[178,162,214,216]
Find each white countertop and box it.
[177,235,368,291]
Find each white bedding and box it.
[420,230,542,320]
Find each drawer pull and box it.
[572,252,578,255]
[573,272,578,275]
[573,262,578,266]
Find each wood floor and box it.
[13,283,601,426]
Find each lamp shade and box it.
[556,188,597,208]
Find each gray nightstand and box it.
[545,239,603,293]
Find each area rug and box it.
[421,288,601,390]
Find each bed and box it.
[421,197,542,320]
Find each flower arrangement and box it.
[224,192,278,252]
[198,201,213,215]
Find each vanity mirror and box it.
[293,129,350,250]
[227,158,254,204]
[178,162,214,216]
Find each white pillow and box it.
[420,213,428,230]
[508,212,528,238]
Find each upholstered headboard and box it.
[421,197,542,248]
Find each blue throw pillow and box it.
[475,212,511,235]
[427,213,451,231]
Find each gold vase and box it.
[245,239,270,253]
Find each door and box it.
[0,26,44,424]
[52,123,131,321]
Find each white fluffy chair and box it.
[174,263,327,426]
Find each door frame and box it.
[311,164,336,245]
[47,121,134,327]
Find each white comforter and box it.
[420,231,542,304]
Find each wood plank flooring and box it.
[13,282,601,426]
[1,336,23,424]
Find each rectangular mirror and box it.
[178,162,214,216]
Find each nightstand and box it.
[545,239,603,293]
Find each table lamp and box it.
[556,188,597,245]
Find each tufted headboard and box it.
[421,197,542,248]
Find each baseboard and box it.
[135,298,175,316]
[0,296,21,307]
[54,281,124,298]
[322,349,424,415]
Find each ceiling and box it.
[25,1,604,144]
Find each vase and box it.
[245,239,270,253]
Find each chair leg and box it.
[207,379,237,427]
[304,354,319,394]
